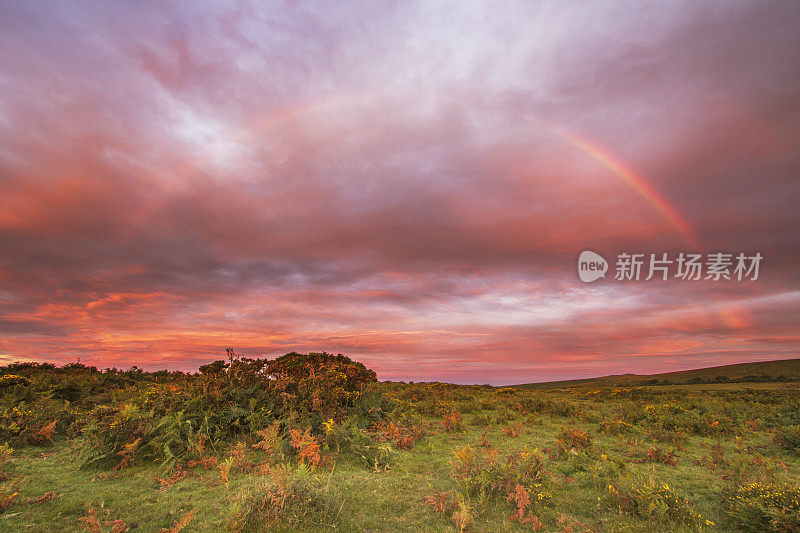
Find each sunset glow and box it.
[0,2,798,383]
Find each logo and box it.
[578,250,608,282]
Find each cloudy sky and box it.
[0,1,798,383]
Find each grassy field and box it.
[1,356,799,532]
[514,358,800,389]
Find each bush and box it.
[0,376,30,389]
[0,398,67,445]
[355,443,393,472]
[648,429,688,449]
[442,412,464,433]
[228,464,337,531]
[494,408,516,425]
[642,446,678,466]
[451,445,549,505]
[520,397,578,418]
[598,418,633,435]
[68,352,385,469]
[773,425,800,454]
[724,483,800,532]
[380,420,425,450]
[555,427,591,452]
[468,413,491,427]
[604,482,709,529]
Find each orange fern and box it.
[161,508,197,533]
[37,420,57,442]
[79,509,101,533]
[421,491,451,517]
[502,422,522,438]
[33,491,56,503]
[155,470,187,487]
[289,428,321,468]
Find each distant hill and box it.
[512,357,800,389]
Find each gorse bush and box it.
[0,375,30,389]
[723,482,800,532]
[598,418,634,435]
[604,482,710,530]
[451,445,550,507]
[0,399,67,445]
[0,352,384,470]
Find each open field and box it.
[514,358,800,389]
[2,355,800,532]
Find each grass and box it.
[514,357,800,389]
[5,390,800,531]
[2,357,800,531]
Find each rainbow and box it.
[537,120,702,249]
[230,98,702,249]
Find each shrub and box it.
[0,399,68,445]
[228,464,336,531]
[555,427,591,452]
[451,494,474,533]
[520,398,578,418]
[724,483,800,532]
[506,484,546,526]
[421,491,452,517]
[604,482,709,529]
[253,422,282,461]
[0,376,30,389]
[494,408,516,425]
[598,418,633,435]
[773,425,800,454]
[442,412,464,433]
[468,413,491,427]
[451,445,549,506]
[289,428,321,469]
[643,446,678,466]
[648,429,688,449]
[79,402,220,470]
[380,421,425,450]
[355,443,393,472]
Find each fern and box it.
[36,420,57,443]
[161,508,197,533]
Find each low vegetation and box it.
[0,354,799,531]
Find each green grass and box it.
[4,382,800,531]
[2,355,800,532]
[514,357,800,389]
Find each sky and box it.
[0,1,798,384]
